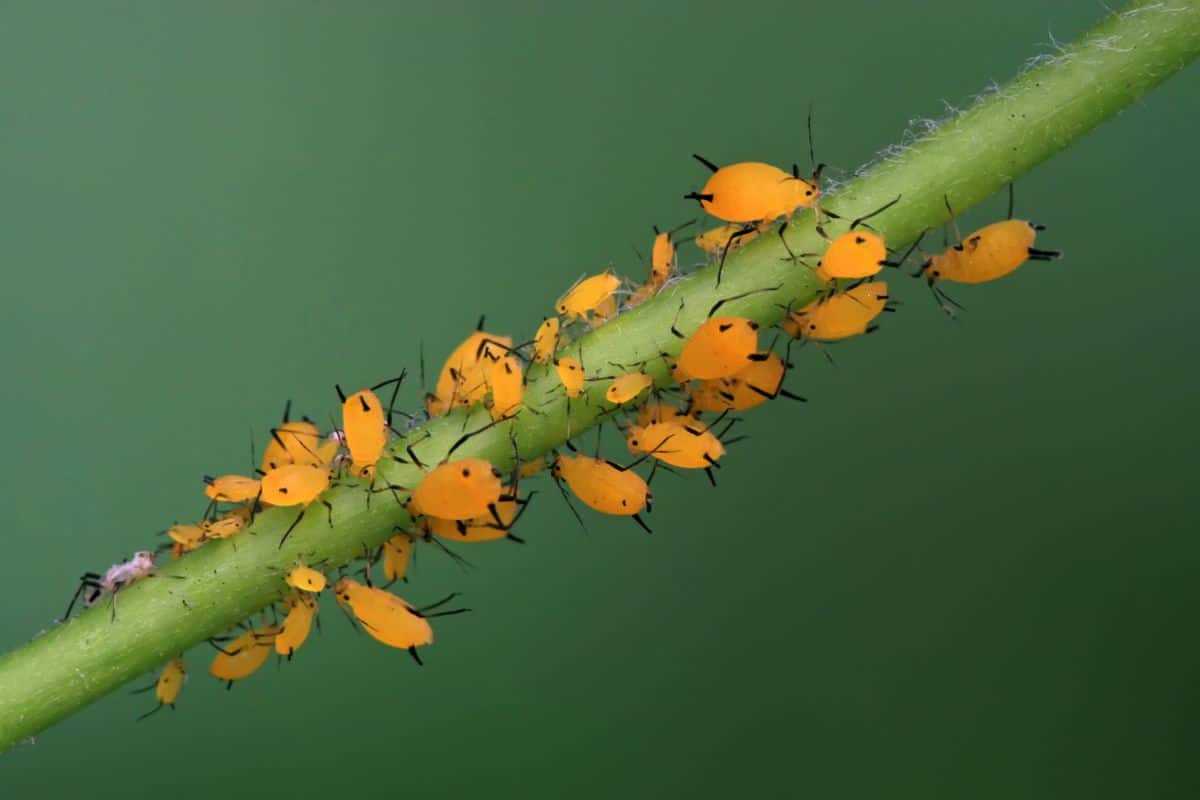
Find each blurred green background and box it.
[1,1,1197,797]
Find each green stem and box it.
[0,0,1195,752]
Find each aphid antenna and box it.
[715,223,762,286]
[707,284,784,319]
[848,193,903,232]
[883,230,925,269]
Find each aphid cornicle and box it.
[275,593,318,659]
[551,452,653,533]
[133,656,186,721]
[209,626,278,688]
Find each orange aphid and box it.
[689,352,802,412]
[589,294,619,329]
[260,463,330,508]
[285,563,326,593]
[921,220,1058,285]
[814,195,903,282]
[532,318,562,365]
[784,281,890,341]
[168,524,207,550]
[636,400,688,427]
[556,270,622,323]
[201,515,244,540]
[209,626,278,685]
[262,419,323,472]
[686,157,818,224]
[605,372,653,405]
[555,357,585,399]
[136,656,187,720]
[203,475,260,504]
[275,593,317,658]
[425,486,525,543]
[626,419,725,471]
[409,458,504,521]
[382,533,414,583]
[340,387,389,478]
[429,326,514,414]
[551,453,651,529]
[675,316,762,380]
[334,578,434,657]
[484,354,524,421]
[695,222,764,256]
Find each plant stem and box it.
[0,0,1196,753]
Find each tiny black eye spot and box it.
[461,468,470,477]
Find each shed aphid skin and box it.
[555,269,622,324]
[132,656,186,721]
[915,186,1062,315]
[64,550,159,621]
[285,562,327,593]
[209,625,278,689]
[532,317,563,365]
[275,593,318,659]
[334,578,469,665]
[671,287,780,381]
[783,280,892,343]
[259,462,334,549]
[604,371,654,405]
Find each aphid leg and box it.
[716,223,760,286]
[631,514,653,535]
[136,703,165,722]
[63,575,100,620]
[278,509,306,549]
[407,646,424,666]
[707,284,783,319]
[322,500,334,527]
[704,467,717,487]
[882,229,924,269]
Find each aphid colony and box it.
[65,152,1060,719]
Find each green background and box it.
[1,1,1197,796]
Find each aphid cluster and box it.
[64,144,1060,721]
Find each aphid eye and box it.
[805,189,813,196]
[932,270,941,277]
[491,468,501,477]
[855,236,866,244]
[461,468,470,477]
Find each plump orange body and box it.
[925,220,1039,284]
[409,458,503,520]
[605,372,653,405]
[335,578,433,651]
[556,271,622,322]
[696,162,817,223]
[817,231,888,281]
[676,316,760,380]
[552,454,650,517]
[260,463,330,507]
[210,626,277,682]
[784,281,889,341]
[626,420,724,469]
[276,594,317,657]
[555,357,585,398]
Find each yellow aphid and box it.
[555,357,585,399]
[209,626,278,686]
[532,317,562,365]
[588,294,619,329]
[694,222,764,256]
[556,270,622,323]
[285,563,326,593]
[262,419,323,472]
[425,487,524,543]
[167,524,206,550]
[334,578,434,659]
[605,372,653,405]
[203,475,260,504]
[484,354,524,421]
[201,516,244,540]
[626,419,725,471]
[636,400,688,427]
[275,594,317,658]
[382,533,414,584]
[136,656,187,721]
[784,281,889,341]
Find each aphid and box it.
[636,400,689,427]
[275,593,317,659]
[532,317,563,365]
[626,419,725,482]
[428,322,514,414]
[167,524,207,552]
[685,156,819,224]
[624,282,658,310]
[408,458,506,522]
[382,532,414,584]
[424,486,531,543]
[784,281,890,342]
[649,220,695,288]
[483,354,524,421]
[209,626,278,688]
[688,351,804,412]
[134,656,186,721]
[200,515,244,541]
[674,316,763,381]
[335,578,467,664]
[203,475,261,504]
[260,463,334,548]
[605,372,653,405]
[338,379,404,479]
[695,222,764,256]
[814,195,908,281]
[65,550,158,620]
[588,294,619,329]
[551,452,652,533]
[285,563,326,593]
[261,401,327,471]
[915,188,1062,312]
[555,270,622,324]
[555,357,585,399]
[518,455,548,478]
